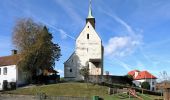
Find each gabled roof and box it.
[44,68,58,74]
[128,70,140,76]
[135,71,157,80]
[76,22,101,42]
[128,70,157,80]
[64,52,75,64]
[0,54,20,66]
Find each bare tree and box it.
[159,71,170,83]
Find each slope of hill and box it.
[6,82,162,100]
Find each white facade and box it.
[0,65,28,90]
[133,79,157,91]
[64,5,104,80]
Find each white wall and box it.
[133,79,157,91]
[76,22,103,76]
[0,65,17,90]
[64,22,103,81]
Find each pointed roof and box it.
[128,70,157,80]
[135,71,157,80]
[128,70,140,76]
[0,54,20,66]
[87,0,94,18]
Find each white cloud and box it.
[103,12,142,57]
[105,35,141,57]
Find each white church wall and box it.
[64,8,104,81]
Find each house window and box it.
[87,34,89,39]
[152,87,155,91]
[3,67,7,75]
[70,69,72,72]
[152,82,154,85]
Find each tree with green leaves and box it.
[124,74,133,85]
[12,18,61,82]
[79,66,89,83]
[141,81,150,90]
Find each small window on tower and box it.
[87,34,89,39]
[70,69,72,72]
[88,26,89,28]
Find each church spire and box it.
[87,0,94,18]
[86,0,95,29]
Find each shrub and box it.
[141,81,150,90]
[2,80,8,90]
[10,82,16,90]
[124,75,133,85]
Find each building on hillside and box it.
[156,82,170,100]
[0,50,29,90]
[64,1,104,81]
[128,70,157,91]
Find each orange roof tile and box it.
[128,70,140,76]
[134,71,157,80]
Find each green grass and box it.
[6,82,162,100]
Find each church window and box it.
[3,67,7,75]
[70,69,72,72]
[88,26,89,28]
[0,68,1,75]
[87,34,89,39]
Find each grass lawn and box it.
[6,82,162,100]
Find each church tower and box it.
[64,0,104,81]
[86,0,95,29]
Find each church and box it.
[64,1,104,81]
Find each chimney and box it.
[11,49,17,55]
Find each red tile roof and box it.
[128,70,140,76]
[0,54,20,66]
[135,71,157,80]
[128,70,157,80]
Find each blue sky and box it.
[1,0,170,79]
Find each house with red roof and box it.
[0,50,29,90]
[128,70,157,91]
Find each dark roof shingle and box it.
[0,54,20,66]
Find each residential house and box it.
[128,70,157,91]
[0,50,28,90]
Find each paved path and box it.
[0,94,36,100]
